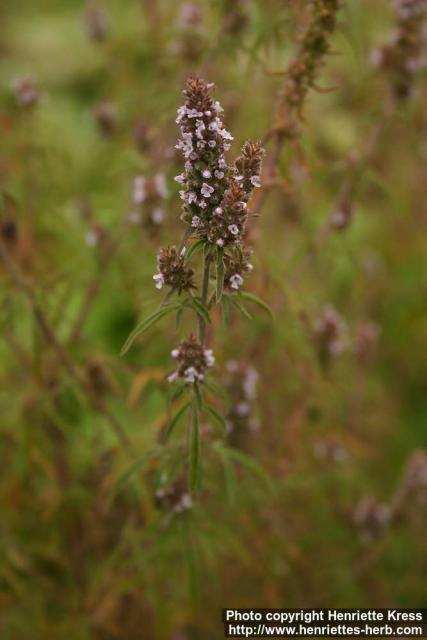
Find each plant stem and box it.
[0,236,156,522]
[188,394,200,493]
[198,252,211,343]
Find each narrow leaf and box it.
[203,379,227,399]
[168,381,188,405]
[182,517,200,606]
[176,306,184,330]
[193,383,203,411]
[185,239,206,262]
[189,406,201,491]
[120,305,179,355]
[191,297,211,324]
[113,447,160,495]
[238,292,273,318]
[225,447,272,490]
[166,401,191,440]
[221,295,230,325]
[230,296,253,320]
[216,248,224,303]
[221,451,237,503]
[205,405,227,431]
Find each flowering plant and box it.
[122,77,267,491]
[371,0,427,101]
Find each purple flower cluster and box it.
[11,77,40,108]
[313,305,348,367]
[153,246,195,294]
[168,333,214,384]
[371,0,427,100]
[129,174,168,231]
[174,77,264,252]
[223,360,260,445]
[223,246,253,291]
[151,77,265,386]
[394,0,427,18]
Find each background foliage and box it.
[1,1,426,638]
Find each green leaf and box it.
[120,304,180,355]
[175,306,184,330]
[181,517,200,605]
[168,381,188,405]
[191,297,211,325]
[235,244,244,262]
[220,450,237,503]
[193,383,203,411]
[189,406,201,491]
[166,401,192,440]
[203,379,227,399]
[113,447,160,495]
[229,296,253,320]
[185,239,206,262]
[224,447,273,490]
[205,405,227,431]
[221,295,230,325]
[238,291,273,318]
[216,248,224,303]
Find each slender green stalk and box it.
[187,395,201,493]
[198,252,212,343]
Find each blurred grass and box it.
[1,0,427,638]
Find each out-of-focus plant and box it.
[1,1,427,633]
[354,450,427,543]
[257,0,341,210]
[371,0,427,101]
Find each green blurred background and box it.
[1,1,427,638]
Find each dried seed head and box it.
[168,334,214,384]
[153,246,195,294]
